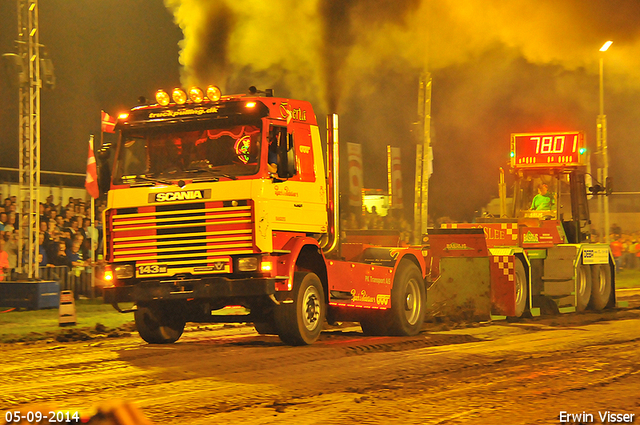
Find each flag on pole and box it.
[101,110,116,133]
[85,135,100,199]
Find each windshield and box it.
[113,121,262,183]
[513,172,559,220]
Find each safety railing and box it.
[0,265,104,299]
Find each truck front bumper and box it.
[103,276,277,304]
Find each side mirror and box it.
[97,146,112,195]
[589,184,603,194]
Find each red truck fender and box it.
[273,236,327,292]
[390,248,428,282]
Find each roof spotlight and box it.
[206,85,221,101]
[172,88,187,105]
[189,87,204,103]
[155,90,170,106]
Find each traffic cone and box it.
[59,290,77,326]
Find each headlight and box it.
[237,257,258,272]
[114,264,134,279]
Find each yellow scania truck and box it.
[101,85,441,345]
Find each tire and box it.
[576,264,592,312]
[387,261,426,336]
[253,320,277,335]
[134,303,186,344]
[514,259,528,318]
[360,315,389,336]
[274,272,325,345]
[590,264,612,311]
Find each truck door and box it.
[559,171,591,243]
[269,125,297,180]
[569,171,591,243]
[263,123,327,235]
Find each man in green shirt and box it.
[531,183,553,210]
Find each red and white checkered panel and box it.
[493,255,515,281]
[501,223,519,242]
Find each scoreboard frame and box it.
[510,131,586,169]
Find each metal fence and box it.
[1,265,102,299]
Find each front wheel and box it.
[253,317,277,335]
[134,302,186,344]
[274,272,326,345]
[514,259,528,317]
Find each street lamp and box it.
[597,40,612,242]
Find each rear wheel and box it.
[388,261,426,336]
[590,264,612,310]
[360,315,389,336]
[514,259,528,317]
[134,302,185,344]
[576,264,592,312]
[361,261,426,336]
[274,272,325,345]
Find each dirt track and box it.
[1,304,640,425]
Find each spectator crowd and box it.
[607,223,640,273]
[0,194,105,282]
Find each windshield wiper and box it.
[185,168,238,180]
[125,175,177,186]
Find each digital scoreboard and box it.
[510,131,586,168]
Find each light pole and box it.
[597,40,612,243]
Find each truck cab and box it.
[101,87,335,343]
[513,168,592,244]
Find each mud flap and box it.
[426,257,492,322]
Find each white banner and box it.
[347,142,363,207]
[388,146,403,209]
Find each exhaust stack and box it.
[322,113,340,256]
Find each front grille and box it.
[108,200,254,274]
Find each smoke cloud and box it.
[165,0,640,220]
